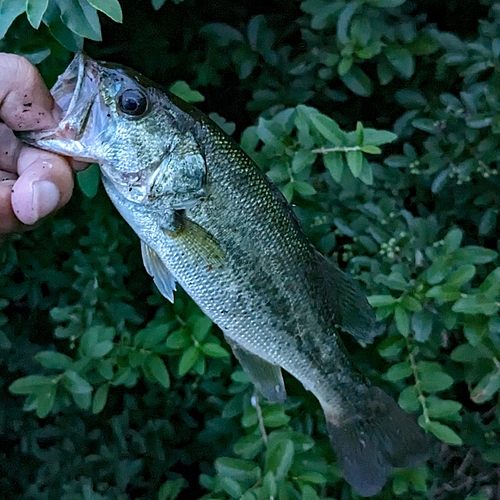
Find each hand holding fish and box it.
[0,53,82,235]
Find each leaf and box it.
[76,163,100,198]
[298,106,345,145]
[35,351,73,370]
[425,421,462,445]
[340,66,373,96]
[455,246,497,264]
[169,81,205,103]
[9,375,54,394]
[363,128,398,146]
[479,208,498,236]
[88,340,114,358]
[368,295,398,307]
[27,0,49,29]
[0,0,25,39]
[215,457,261,486]
[417,362,454,392]
[64,370,93,394]
[443,228,463,252]
[146,355,171,389]
[166,329,191,350]
[385,46,415,78]
[360,145,381,154]
[336,1,358,45]
[178,345,200,376]
[201,343,230,358]
[470,370,500,404]
[385,362,412,382]
[191,315,213,342]
[57,0,102,41]
[92,384,109,414]
[262,405,291,427]
[346,150,363,178]
[411,309,433,342]
[426,397,462,420]
[87,0,122,23]
[265,438,294,480]
[36,385,57,418]
[394,305,410,336]
[446,265,476,287]
[158,478,188,500]
[398,385,420,412]
[293,181,317,197]
[365,0,406,6]
[323,152,345,183]
[453,294,498,316]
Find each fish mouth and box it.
[18,53,100,159]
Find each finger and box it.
[0,53,61,131]
[0,123,23,172]
[0,179,23,233]
[11,147,73,225]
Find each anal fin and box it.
[225,336,287,403]
[141,240,177,302]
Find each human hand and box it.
[0,53,86,237]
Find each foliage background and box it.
[1,0,500,498]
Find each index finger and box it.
[0,53,61,131]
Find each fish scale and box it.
[20,53,430,497]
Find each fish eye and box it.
[117,88,148,117]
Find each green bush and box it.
[1,0,499,498]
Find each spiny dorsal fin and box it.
[311,250,378,343]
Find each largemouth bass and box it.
[21,53,429,496]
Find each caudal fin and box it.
[324,386,430,497]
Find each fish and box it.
[20,53,429,497]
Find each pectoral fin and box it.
[141,240,177,302]
[312,250,379,343]
[163,212,226,269]
[225,337,287,403]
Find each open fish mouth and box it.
[18,53,100,157]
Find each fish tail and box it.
[323,385,430,497]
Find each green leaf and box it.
[446,265,476,287]
[151,0,167,10]
[417,362,454,392]
[169,81,205,103]
[293,181,317,197]
[362,128,397,146]
[455,246,497,264]
[191,315,213,342]
[470,369,500,404]
[58,0,102,41]
[340,66,373,96]
[88,340,114,358]
[87,0,122,23]
[385,46,415,78]
[443,228,463,252]
[360,144,381,154]
[262,405,291,427]
[35,351,73,370]
[27,0,49,29]
[425,420,462,445]
[298,106,345,145]
[92,384,109,414]
[9,375,54,394]
[76,163,100,198]
[394,305,410,336]
[336,1,358,45]
[365,0,405,6]
[479,208,498,236]
[158,478,188,500]
[178,345,200,376]
[166,329,191,350]
[215,457,261,486]
[398,385,420,412]
[0,0,25,39]
[323,152,345,183]
[453,294,499,316]
[385,361,412,382]
[346,150,363,177]
[368,295,398,307]
[234,434,264,460]
[146,355,171,389]
[426,397,462,420]
[201,343,230,358]
[265,438,294,480]
[36,385,57,418]
[63,370,93,394]
[411,309,433,342]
